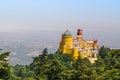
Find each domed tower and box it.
[59,30,73,54]
[64,30,72,36]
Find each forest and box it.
[0,46,120,80]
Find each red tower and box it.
[77,29,83,37]
[94,39,98,44]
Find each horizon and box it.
[0,0,120,48]
[0,29,119,49]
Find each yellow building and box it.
[59,29,98,63]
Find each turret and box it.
[93,39,98,48]
[64,30,72,36]
[59,30,73,54]
[77,29,83,37]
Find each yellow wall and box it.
[59,34,73,54]
[72,48,79,60]
[59,32,98,63]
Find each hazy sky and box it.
[0,0,120,48]
[0,0,120,31]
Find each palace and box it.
[58,29,99,63]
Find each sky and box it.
[0,0,120,48]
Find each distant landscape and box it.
[0,31,59,65]
[0,30,119,65]
[0,0,120,80]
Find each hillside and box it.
[0,47,120,80]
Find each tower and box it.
[58,28,98,63]
[77,29,83,38]
[59,30,73,54]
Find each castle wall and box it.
[58,29,98,63]
[59,34,73,54]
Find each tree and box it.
[42,48,48,57]
[13,65,34,79]
[29,48,49,80]
[99,46,110,59]
[11,47,120,80]
[0,51,15,80]
[46,60,66,80]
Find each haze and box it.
[0,0,120,48]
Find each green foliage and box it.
[99,46,110,59]
[13,64,34,79]
[0,52,10,62]
[0,51,15,80]
[1,47,120,80]
[27,48,120,80]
